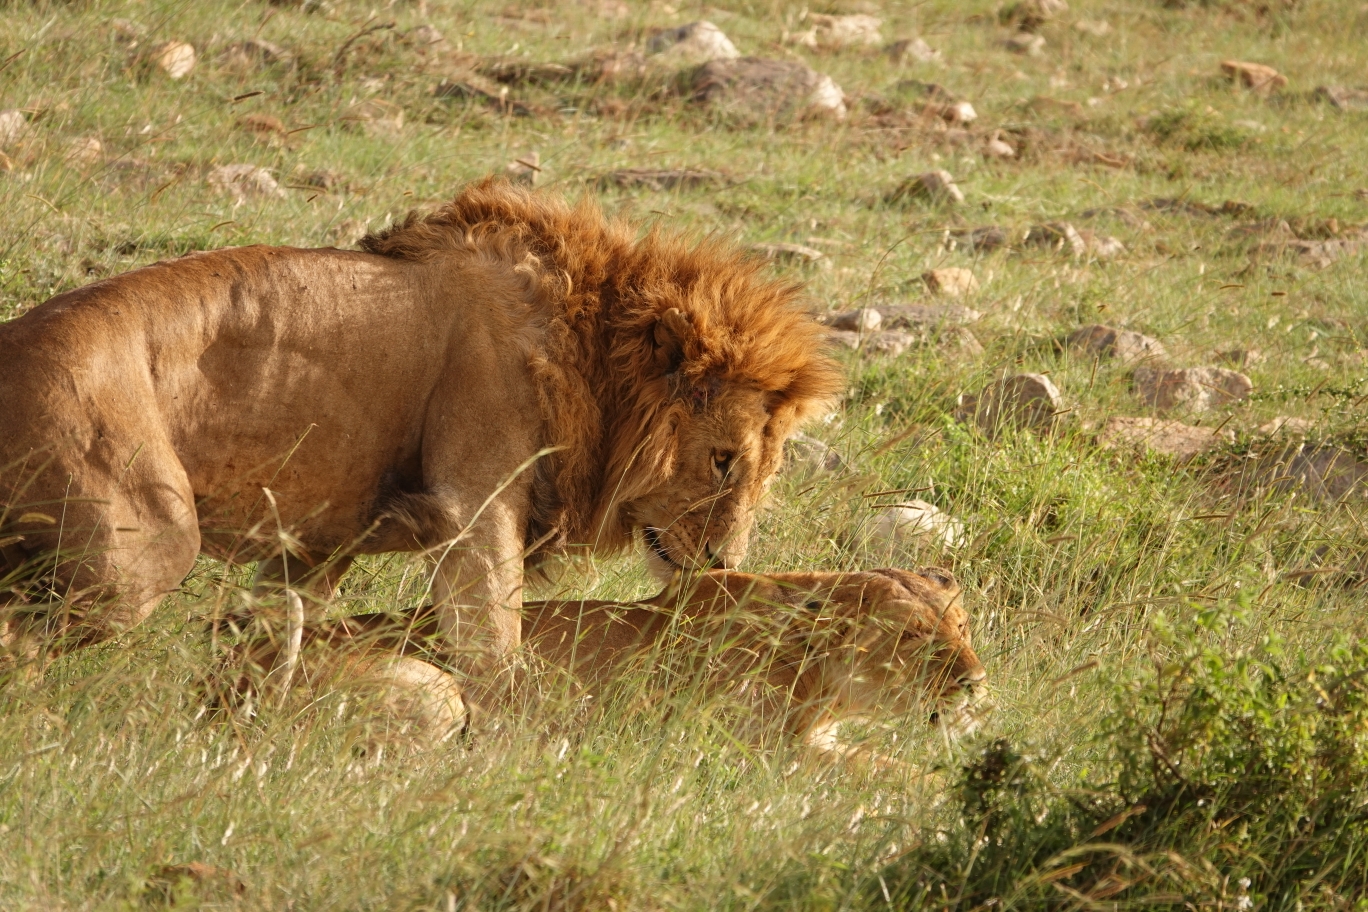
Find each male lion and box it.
[286,567,987,755]
[0,180,840,668]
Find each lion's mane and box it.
[360,180,842,558]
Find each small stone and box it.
[885,37,940,65]
[922,268,980,297]
[152,40,196,79]
[647,21,739,67]
[1083,232,1126,258]
[1220,60,1287,94]
[829,308,882,332]
[1215,348,1263,368]
[888,170,963,205]
[867,500,966,553]
[864,330,916,356]
[1024,221,1086,256]
[1067,325,1166,365]
[879,303,982,328]
[984,137,1016,159]
[947,226,1009,253]
[933,101,978,124]
[956,373,1063,435]
[505,150,540,186]
[1005,32,1046,56]
[784,433,844,477]
[0,110,28,148]
[752,242,827,265]
[1243,445,1368,503]
[1002,0,1068,29]
[692,57,847,122]
[208,163,285,203]
[409,24,446,47]
[598,168,728,191]
[1133,366,1252,413]
[805,13,882,49]
[65,136,104,165]
[1258,416,1315,437]
[1253,236,1366,268]
[1098,417,1232,461]
[1073,19,1111,36]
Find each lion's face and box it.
[740,568,988,735]
[830,569,987,737]
[630,384,785,578]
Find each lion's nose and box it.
[703,542,734,569]
[957,666,988,695]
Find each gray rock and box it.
[864,330,917,356]
[1315,85,1368,111]
[887,169,963,205]
[0,110,28,148]
[648,21,739,66]
[1134,366,1252,413]
[922,268,979,297]
[828,308,882,332]
[1098,417,1231,461]
[885,37,940,64]
[784,433,844,477]
[1067,325,1166,365]
[1024,222,1087,256]
[879,303,982,329]
[692,57,846,122]
[1004,32,1046,56]
[956,373,1063,435]
[597,168,727,191]
[866,500,965,553]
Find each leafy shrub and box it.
[880,601,1368,909]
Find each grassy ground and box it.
[3,0,1368,908]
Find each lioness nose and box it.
[703,543,733,569]
[958,667,988,694]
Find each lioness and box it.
[289,567,986,754]
[0,180,840,667]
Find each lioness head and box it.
[688,567,988,735]
[621,304,842,578]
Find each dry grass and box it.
[3,0,1368,908]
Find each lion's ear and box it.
[652,307,691,373]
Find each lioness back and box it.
[522,568,987,739]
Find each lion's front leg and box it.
[427,495,525,661]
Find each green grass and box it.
[3,0,1368,908]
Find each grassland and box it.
[3,0,1368,908]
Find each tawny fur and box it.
[0,179,842,662]
[318,567,987,753]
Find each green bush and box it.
[881,601,1368,909]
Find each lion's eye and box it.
[713,450,735,475]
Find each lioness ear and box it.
[653,307,691,373]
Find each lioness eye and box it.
[713,450,735,474]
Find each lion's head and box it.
[685,567,988,736]
[362,181,843,578]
